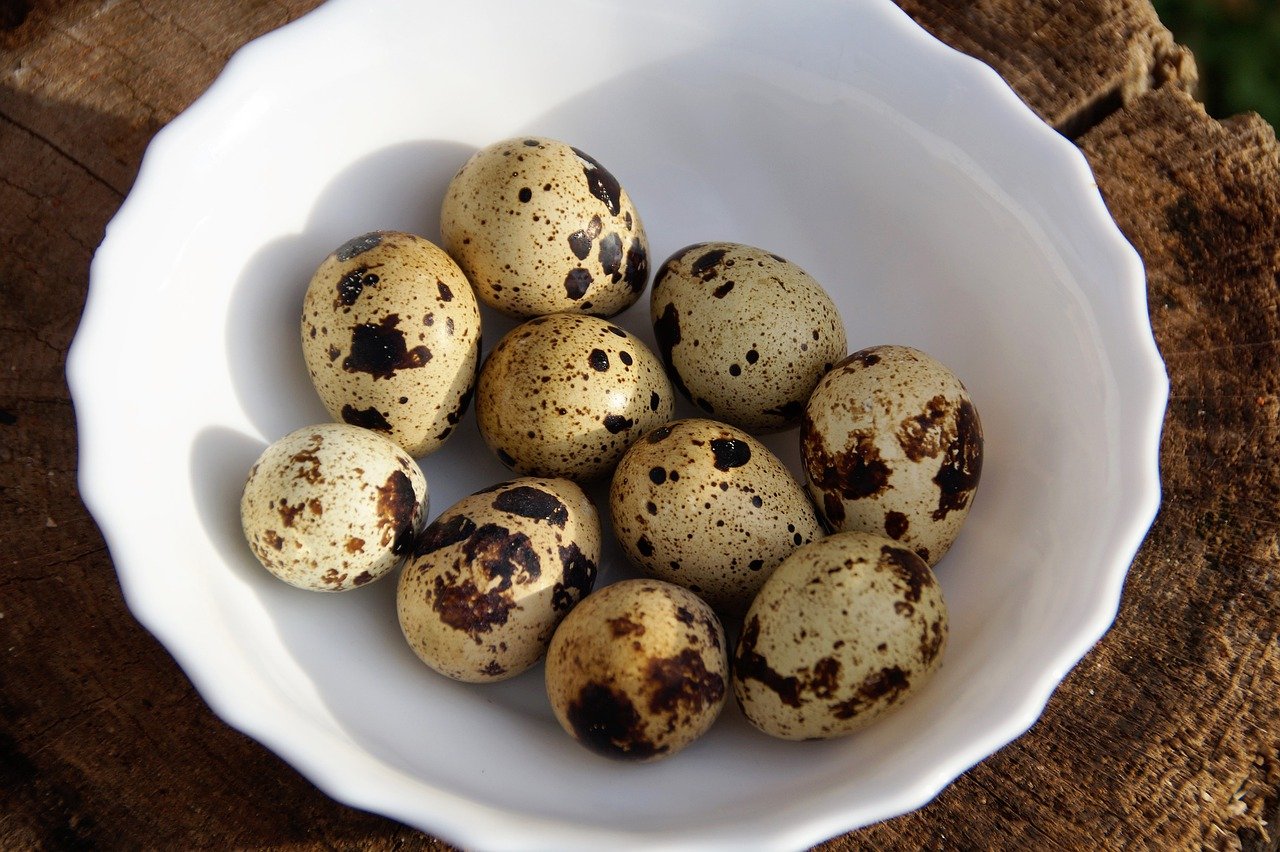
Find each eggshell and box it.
[650,242,846,432]
[302,230,481,458]
[801,345,983,565]
[396,477,599,682]
[476,313,674,481]
[609,418,822,614]
[441,137,649,318]
[733,531,948,740]
[545,579,728,761]
[240,423,428,591]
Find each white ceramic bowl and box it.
[68,0,1168,848]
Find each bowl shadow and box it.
[227,139,479,442]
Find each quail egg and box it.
[441,137,649,318]
[241,423,428,591]
[301,230,481,458]
[609,418,822,614]
[476,313,674,481]
[651,242,846,432]
[546,579,728,761]
[733,531,948,740]
[801,345,983,565]
[397,477,599,682]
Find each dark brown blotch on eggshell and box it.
[289,436,324,484]
[828,666,911,720]
[734,615,804,708]
[376,469,418,554]
[566,682,665,760]
[608,616,645,638]
[932,398,984,520]
[691,247,727,281]
[492,485,569,527]
[709,437,751,471]
[884,510,909,540]
[342,313,432,380]
[761,399,805,421]
[651,302,689,399]
[551,542,597,612]
[647,425,672,444]
[571,146,623,215]
[335,266,380,307]
[599,233,624,282]
[623,242,648,293]
[334,231,383,261]
[646,649,726,719]
[341,404,392,432]
[801,416,893,501]
[564,268,594,300]
[461,523,541,587]
[415,513,477,557]
[603,414,633,434]
[877,543,933,604]
[431,574,516,634]
[896,394,952,462]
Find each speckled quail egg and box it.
[546,579,727,761]
[302,230,481,458]
[476,313,674,481]
[241,423,428,591]
[609,419,822,614]
[441,137,649,318]
[801,345,983,565]
[733,531,948,740]
[651,242,846,432]
[396,477,599,683]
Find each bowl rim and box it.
[67,0,1169,847]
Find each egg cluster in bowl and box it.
[238,135,986,762]
[70,0,1166,845]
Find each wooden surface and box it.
[2,0,1277,848]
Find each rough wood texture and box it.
[2,0,1277,849]
[898,0,1198,136]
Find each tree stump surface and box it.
[2,1,1276,849]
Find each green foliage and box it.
[1152,0,1280,127]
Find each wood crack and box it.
[0,110,123,199]
[1060,32,1198,139]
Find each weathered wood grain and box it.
[1,0,1276,849]
[897,0,1197,136]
